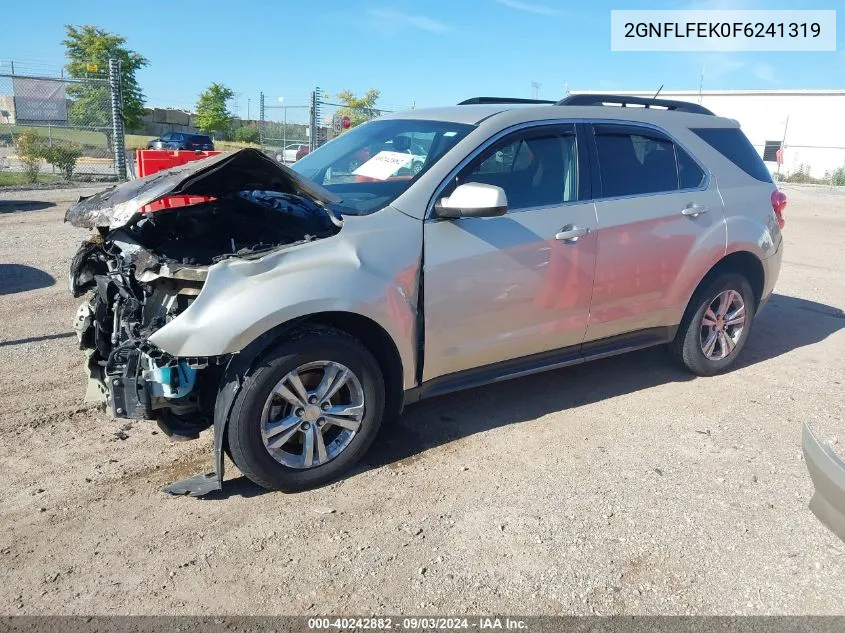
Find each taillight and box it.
[141,195,216,214]
[771,190,787,229]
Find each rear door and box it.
[584,123,726,342]
[423,123,598,381]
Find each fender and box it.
[149,208,422,391]
[160,208,423,496]
[662,210,729,327]
[667,183,779,326]
[163,320,306,496]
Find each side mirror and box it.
[436,183,508,219]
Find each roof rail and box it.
[458,97,557,105]
[557,94,714,115]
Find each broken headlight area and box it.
[69,185,342,438]
[71,253,225,439]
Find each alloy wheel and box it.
[699,289,746,360]
[260,361,365,469]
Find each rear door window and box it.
[690,127,772,183]
[592,124,706,197]
[677,146,705,189]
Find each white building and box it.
[570,89,845,180]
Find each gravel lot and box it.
[0,183,843,615]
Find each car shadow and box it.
[0,264,56,295]
[361,292,843,472]
[202,476,267,500]
[0,332,75,348]
[0,200,56,214]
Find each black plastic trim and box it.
[558,94,714,115]
[404,326,677,404]
[459,97,557,105]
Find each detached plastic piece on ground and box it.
[163,472,221,497]
[803,423,845,544]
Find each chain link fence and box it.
[0,60,124,184]
[257,92,310,164]
[314,88,393,150]
[257,88,394,165]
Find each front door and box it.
[423,124,598,382]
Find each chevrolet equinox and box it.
[66,94,785,494]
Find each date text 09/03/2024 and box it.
[307,617,528,630]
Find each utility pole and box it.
[259,92,265,150]
[108,58,126,180]
[310,88,322,151]
[247,98,251,121]
[531,81,541,100]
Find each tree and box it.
[16,131,44,183]
[195,83,234,135]
[335,89,381,128]
[62,25,149,131]
[232,123,260,144]
[827,165,845,187]
[42,143,83,181]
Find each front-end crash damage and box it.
[67,149,343,486]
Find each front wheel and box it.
[670,273,755,376]
[226,328,385,492]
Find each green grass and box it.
[0,171,64,186]
[3,126,260,153]
[7,125,109,146]
[4,126,157,151]
[126,133,157,150]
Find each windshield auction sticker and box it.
[611,10,836,51]
[353,151,414,180]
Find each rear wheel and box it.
[670,273,755,376]
[227,328,385,492]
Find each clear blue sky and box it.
[1,0,842,119]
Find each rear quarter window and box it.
[691,127,772,183]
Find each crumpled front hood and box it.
[65,148,341,230]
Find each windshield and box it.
[291,119,473,215]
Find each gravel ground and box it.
[0,183,843,615]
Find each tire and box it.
[670,272,755,376]
[226,327,386,492]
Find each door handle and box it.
[555,226,590,242]
[681,204,710,217]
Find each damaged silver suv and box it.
[67,95,785,494]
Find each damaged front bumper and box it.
[71,265,230,496]
[65,149,351,496]
[73,296,225,438]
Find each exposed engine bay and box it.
[66,150,342,440]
